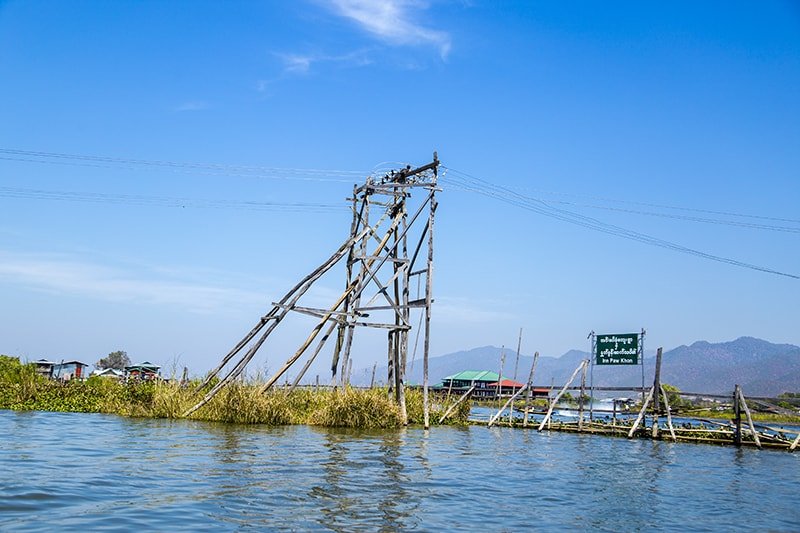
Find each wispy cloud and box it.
[434,296,515,324]
[0,251,264,314]
[325,0,452,58]
[273,49,373,76]
[174,100,209,112]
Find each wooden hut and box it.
[124,361,161,381]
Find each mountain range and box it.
[353,337,800,397]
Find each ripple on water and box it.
[0,411,799,531]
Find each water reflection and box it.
[1,411,799,531]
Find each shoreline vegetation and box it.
[3,356,798,428]
[0,356,469,428]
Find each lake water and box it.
[1,410,798,531]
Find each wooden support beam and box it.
[422,195,437,430]
[738,387,762,449]
[790,432,800,452]
[260,288,352,393]
[438,384,475,424]
[522,351,539,428]
[288,320,338,393]
[578,358,587,431]
[628,387,655,438]
[651,347,663,438]
[489,383,529,427]
[513,328,523,382]
[538,360,588,431]
[659,384,677,442]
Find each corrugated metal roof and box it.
[488,379,525,388]
[442,370,501,382]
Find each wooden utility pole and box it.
[513,328,523,382]
[522,351,539,427]
[184,155,440,418]
[651,347,663,438]
[578,359,587,430]
[734,384,742,447]
[497,346,506,406]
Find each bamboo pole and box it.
[790,432,800,452]
[497,346,505,406]
[538,360,587,431]
[259,210,406,396]
[392,195,407,425]
[259,288,352,393]
[627,387,655,438]
[335,187,364,385]
[194,223,372,393]
[522,351,539,428]
[659,384,677,442]
[422,194,437,430]
[489,383,529,427]
[339,194,370,385]
[734,385,742,446]
[651,347,663,438]
[513,328,522,382]
[578,359,587,431]
[737,387,761,449]
[288,320,338,393]
[438,384,475,424]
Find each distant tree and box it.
[661,383,684,408]
[96,350,130,370]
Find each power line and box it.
[0,186,347,213]
[0,149,366,183]
[442,167,799,280]
[496,185,800,225]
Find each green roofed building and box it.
[439,370,525,399]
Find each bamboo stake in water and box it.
[489,384,529,427]
[538,360,587,431]
[522,352,539,428]
[628,387,655,438]
[659,384,677,442]
[438,384,476,424]
[738,387,761,449]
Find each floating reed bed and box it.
[472,412,799,451]
[0,357,469,428]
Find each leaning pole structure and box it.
[184,154,440,427]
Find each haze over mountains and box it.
[354,337,800,397]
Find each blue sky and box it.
[0,1,798,378]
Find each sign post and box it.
[595,333,639,365]
[592,330,646,425]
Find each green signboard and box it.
[596,333,639,365]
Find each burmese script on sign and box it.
[596,333,639,365]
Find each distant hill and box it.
[353,337,800,397]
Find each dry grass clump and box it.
[188,383,294,425]
[309,387,402,429]
[1,355,472,428]
[405,388,471,425]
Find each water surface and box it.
[1,410,797,531]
